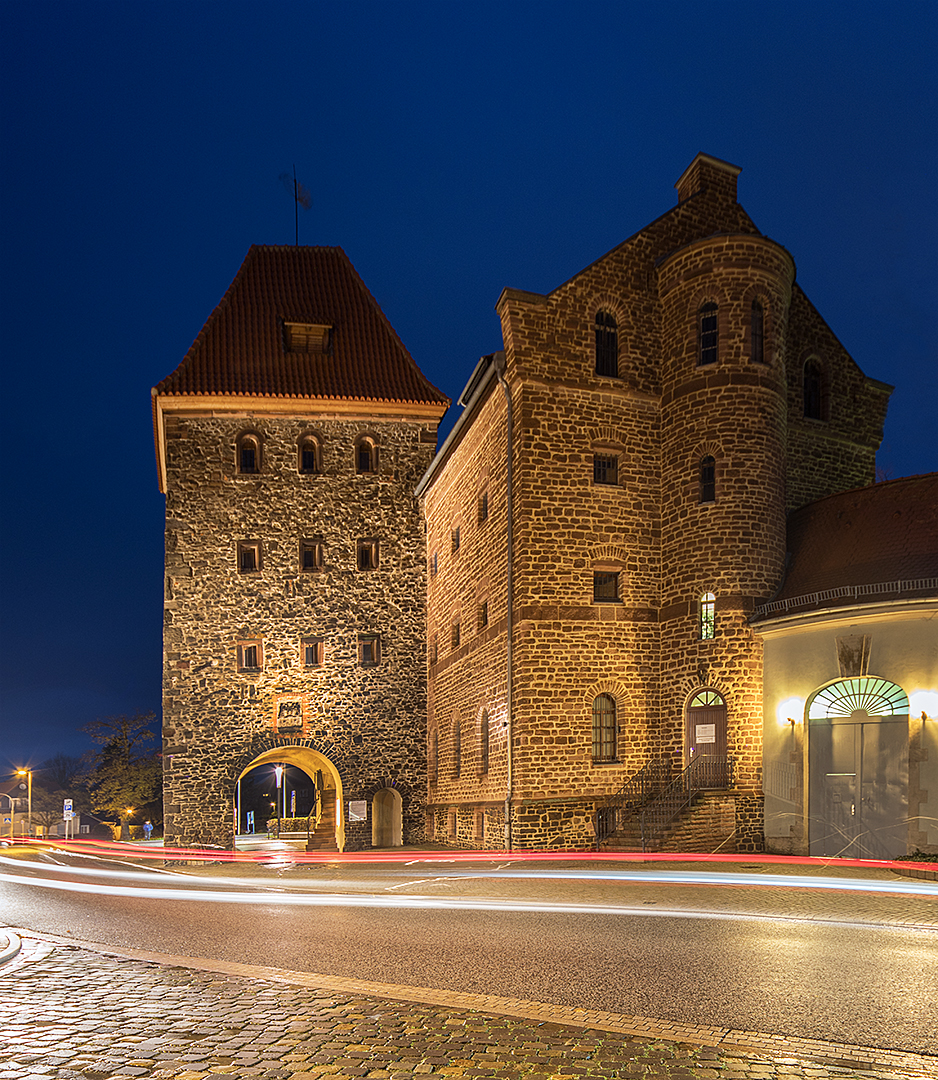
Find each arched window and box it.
[237,433,260,474]
[750,300,765,364]
[700,592,716,640]
[298,435,321,475]
[453,719,462,778]
[592,694,616,763]
[479,710,490,775]
[803,359,825,420]
[429,726,438,784]
[355,436,377,474]
[698,302,718,366]
[595,310,618,377]
[699,455,716,503]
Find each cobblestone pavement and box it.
[2,931,936,1080]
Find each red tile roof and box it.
[768,474,938,612]
[154,246,449,407]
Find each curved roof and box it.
[757,474,938,618]
[154,245,448,407]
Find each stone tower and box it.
[153,246,449,849]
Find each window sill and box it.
[591,759,620,767]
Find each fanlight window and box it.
[808,678,909,721]
[690,689,724,708]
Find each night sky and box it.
[1,1,936,773]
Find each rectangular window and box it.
[237,641,262,672]
[700,594,716,640]
[452,621,461,649]
[238,542,261,573]
[430,634,439,665]
[302,637,323,668]
[430,551,438,577]
[357,539,379,571]
[451,526,461,554]
[359,634,381,666]
[593,571,620,603]
[300,539,323,572]
[593,454,618,485]
[478,491,489,524]
[479,601,488,629]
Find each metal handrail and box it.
[594,757,672,847]
[639,755,734,851]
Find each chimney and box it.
[675,153,742,204]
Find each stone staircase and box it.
[599,790,737,854]
[305,805,338,852]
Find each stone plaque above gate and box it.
[275,696,304,733]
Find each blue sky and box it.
[1,0,936,771]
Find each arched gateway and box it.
[236,744,346,852]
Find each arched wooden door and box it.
[685,689,729,787]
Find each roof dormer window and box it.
[282,321,332,354]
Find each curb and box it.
[0,930,22,966]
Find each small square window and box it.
[479,601,488,629]
[237,640,262,672]
[238,541,261,573]
[302,637,323,668]
[359,635,381,666]
[451,526,461,554]
[452,621,461,649]
[301,539,323,572]
[593,454,618,486]
[357,539,379,571]
[593,571,620,603]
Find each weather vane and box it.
[279,166,312,246]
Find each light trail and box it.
[2,855,937,898]
[1,867,937,929]
[6,836,937,877]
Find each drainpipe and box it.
[493,353,513,851]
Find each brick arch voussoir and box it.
[362,776,413,802]
[587,425,631,449]
[589,543,629,566]
[585,679,632,706]
[228,733,351,789]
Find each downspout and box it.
[493,353,513,851]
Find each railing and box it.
[753,577,938,618]
[594,757,672,847]
[638,755,734,851]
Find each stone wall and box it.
[161,410,437,849]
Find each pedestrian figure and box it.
[143,821,153,841]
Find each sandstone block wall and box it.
[423,157,891,852]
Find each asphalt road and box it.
[2,847,936,1056]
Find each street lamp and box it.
[274,765,284,839]
[15,770,31,839]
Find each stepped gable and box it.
[778,474,938,600]
[155,245,448,406]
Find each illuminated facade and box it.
[417,153,936,854]
[756,474,938,858]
